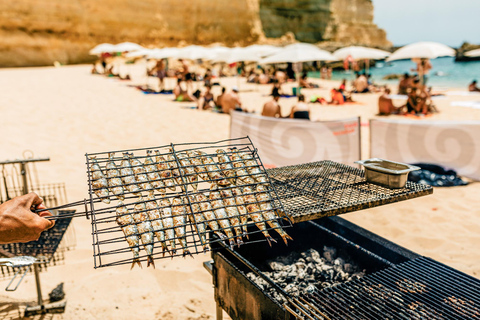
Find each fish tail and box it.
[214,231,227,240]
[280,232,293,246]
[147,255,155,268]
[228,238,236,249]
[242,226,249,239]
[131,257,142,270]
[183,249,193,258]
[263,231,277,247]
[236,237,244,247]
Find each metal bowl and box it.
[355,158,420,189]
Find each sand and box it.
[0,63,479,319]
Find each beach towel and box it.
[451,101,480,109]
[408,163,468,187]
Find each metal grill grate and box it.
[267,161,433,223]
[291,257,480,319]
[84,137,292,269]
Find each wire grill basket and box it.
[85,137,292,269]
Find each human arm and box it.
[0,193,54,244]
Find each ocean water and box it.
[309,57,480,89]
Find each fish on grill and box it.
[120,153,142,195]
[255,184,292,245]
[115,202,142,269]
[88,156,110,203]
[186,150,209,181]
[195,193,226,241]
[230,187,251,238]
[216,149,236,185]
[177,152,198,191]
[145,192,169,256]
[158,197,176,254]
[105,152,125,201]
[165,149,186,192]
[238,149,268,184]
[154,150,176,191]
[241,184,276,246]
[171,197,192,257]
[198,151,231,186]
[219,187,245,246]
[132,196,156,268]
[144,150,166,193]
[128,153,153,191]
[184,195,208,251]
[209,187,236,248]
[228,148,255,185]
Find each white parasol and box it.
[259,46,337,64]
[465,48,480,58]
[89,43,117,55]
[213,47,262,64]
[113,42,144,53]
[173,45,216,60]
[387,42,455,61]
[244,44,281,57]
[147,48,181,60]
[333,46,390,60]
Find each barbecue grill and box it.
[207,217,480,320]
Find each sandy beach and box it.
[1,63,479,319]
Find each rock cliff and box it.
[0,0,390,67]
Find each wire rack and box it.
[267,161,433,223]
[84,137,292,269]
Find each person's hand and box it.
[0,192,55,244]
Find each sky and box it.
[372,0,480,47]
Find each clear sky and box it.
[372,0,480,47]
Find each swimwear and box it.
[185,73,193,81]
[293,111,310,120]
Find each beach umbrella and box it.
[173,45,216,60]
[333,46,390,60]
[259,46,337,64]
[244,44,281,57]
[147,48,181,60]
[213,47,262,64]
[465,49,480,58]
[89,43,116,55]
[387,42,455,61]
[114,42,144,53]
[125,48,155,58]
[284,43,320,51]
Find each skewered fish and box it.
[195,193,226,240]
[241,185,276,246]
[171,197,192,257]
[208,188,236,248]
[145,192,169,256]
[132,197,155,268]
[186,151,209,181]
[88,156,110,204]
[219,188,245,246]
[105,153,125,200]
[115,202,141,269]
[198,151,230,186]
[177,152,198,191]
[154,150,176,191]
[238,149,269,184]
[228,148,255,185]
[128,153,153,191]
[255,184,292,245]
[216,149,236,184]
[144,151,166,193]
[230,187,251,238]
[165,149,186,192]
[158,198,176,254]
[120,153,142,195]
[183,196,208,251]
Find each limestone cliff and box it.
[0,0,390,67]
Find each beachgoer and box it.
[0,193,54,244]
[204,68,213,87]
[469,80,480,92]
[339,79,347,91]
[414,58,432,85]
[91,63,100,75]
[261,93,282,118]
[378,88,404,115]
[179,59,193,92]
[353,74,369,93]
[289,94,310,120]
[398,73,412,95]
[299,72,319,89]
[221,87,242,114]
[174,78,196,102]
[286,63,296,80]
[216,87,226,109]
[320,66,328,79]
[198,85,215,110]
[329,89,345,105]
[405,89,420,114]
[154,60,166,91]
[327,67,332,80]
[275,70,286,83]
[271,80,284,97]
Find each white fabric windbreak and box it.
[370,119,480,180]
[230,112,361,167]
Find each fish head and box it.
[216,149,225,154]
[146,150,152,155]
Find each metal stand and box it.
[203,260,223,320]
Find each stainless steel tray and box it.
[355,158,420,189]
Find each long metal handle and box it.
[5,266,31,291]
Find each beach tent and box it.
[114,42,144,53]
[387,42,455,61]
[465,49,480,58]
[333,46,390,60]
[89,43,116,55]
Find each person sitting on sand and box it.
[289,95,310,120]
[204,68,213,87]
[378,88,405,115]
[398,73,412,95]
[198,85,215,110]
[353,73,369,93]
[329,88,345,105]
[216,87,226,110]
[174,78,196,102]
[179,59,193,92]
[154,59,166,91]
[405,89,421,114]
[221,87,242,114]
[299,72,319,89]
[469,80,480,92]
[271,80,285,97]
[262,93,282,118]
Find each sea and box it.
[309,57,480,89]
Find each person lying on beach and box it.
[353,74,369,93]
[174,78,196,102]
[329,89,345,105]
[262,93,282,118]
[289,94,310,120]
[198,85,215,110]
[299,72,320,89]
[398,73,412,95]
[469,80,480,92]
[221,87,242,114]
[0,193,54,244]
[378,88,405,115]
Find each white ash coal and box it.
[246,247,365,303]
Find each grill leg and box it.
[34,264,44,308]
[216,302,223,320]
